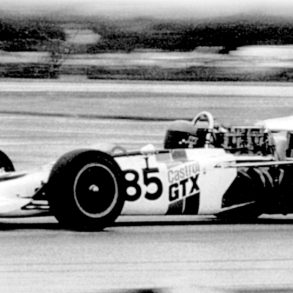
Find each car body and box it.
[1,111,293,230]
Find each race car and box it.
[1,111,293,231]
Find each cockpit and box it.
[164,111,275,156]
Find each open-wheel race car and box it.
[2,111,293,230]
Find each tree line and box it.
[88,17,293,53]
[0,18,65,51]
[1,16,293,53]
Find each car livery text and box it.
[168,162,200,202]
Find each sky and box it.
[1,0,293,19]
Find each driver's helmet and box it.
[164,120,211,149]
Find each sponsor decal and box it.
[168,174,199,201]
[167,163,200,184]
[166,162,200,215]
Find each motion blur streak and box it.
[1,0,293,18]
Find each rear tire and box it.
[47,149,125,231]
[217,169,263,222]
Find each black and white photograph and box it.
[1,0,293,292]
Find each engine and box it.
[220,126,274,156]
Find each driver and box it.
[164,111,227,149]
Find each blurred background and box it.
[1,0,293,81]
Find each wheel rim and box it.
[73,163,119,218]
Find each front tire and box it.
[47,149,125,231]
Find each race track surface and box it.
[1,80,293,293]
[2,216,293,293]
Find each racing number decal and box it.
[143,168,163,200]
[124,170,141,201]
[124,157,163,201]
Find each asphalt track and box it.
[1,80,293,293]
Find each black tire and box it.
[216,203,261,223]
[47,149,125,231]
[217,169,262,222]
[0,150,15,172]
